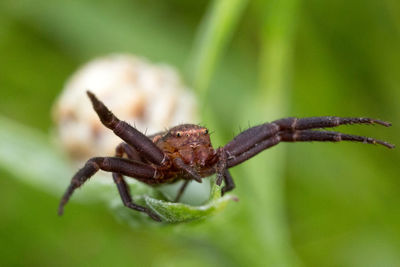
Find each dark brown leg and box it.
[116,142,145,162]
[225,117,391,157]
[87,91,166,165]
[227,129,394,168]
[173,158,202,183]
[215,148,227,186]
[273,117,391,131]
[227,136,281,167]
[113,143,161,221]
[221,170,235,196]
[112,173,161,221]
[58,157,157,215]
[279,130,395,148]
[174,180,190,202]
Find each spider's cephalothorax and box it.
[155,124,215,169]
[58,91,394,221]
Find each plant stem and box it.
[243,0,301,266]
[187,0,248,102]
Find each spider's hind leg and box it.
[113,143,161,221]
[174,180,190,202]
[112,173,161,221]
[221,169,235,196]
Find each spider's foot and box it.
[126,202,162,222]
[372,119,392,127]
[144,208,162,222]
[221,186,228,196]
[216,174,223,186]
[57,205,64,216]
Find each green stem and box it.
[243,0,301,266]
[187,0,248,102]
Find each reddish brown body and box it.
[151,124,217,183]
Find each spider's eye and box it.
[176,132,181,137]
[204,129,209,134]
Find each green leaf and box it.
[145,180,237,223]
[110,179,237,225]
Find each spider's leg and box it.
[225,117,391,157]
[213,148,228,186]
[173,158,202,183]
[227,136,281,168]
[221,169,235,196]
[227,129,394,168]
[224,124,280,157]
[87,91,166,166]
[273,116,391,131]
[279,130,395,148]
[113,143,161,221]
[112,173,161,221]
[174,180,190,202]
[58,157,157,216]
[116,142,143,162]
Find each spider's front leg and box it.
[87,91,167,166]
[58,156,159,219]
[224,116,392,157]
[279,130,395,148]
[225,129,394,168]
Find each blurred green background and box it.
[0,0,399,266]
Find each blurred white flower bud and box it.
[53,54,210,205]
[53,54,198,163]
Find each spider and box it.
[58,91,394,221]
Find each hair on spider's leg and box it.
[58,157,157,216]
[279,130,395,148]
[174,180,190,202]
[86,91,166,166]
[221,169,235,196]
[112,173,161,221]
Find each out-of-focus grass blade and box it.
[0,116,135,203]
[237,0,301,266]
[188,0,248,101]
[0,115,70,194]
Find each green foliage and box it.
[0,0,399,266]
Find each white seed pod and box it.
[53,54,210,205]
[53,54,198,163]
